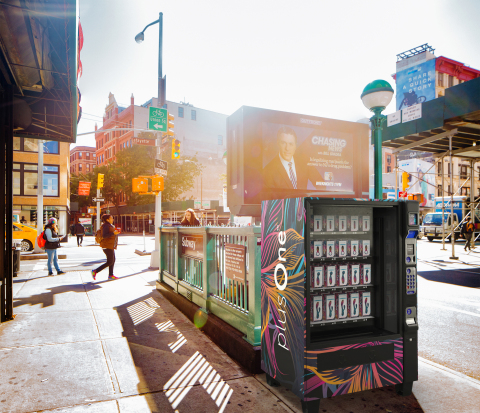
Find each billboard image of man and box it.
[263,126,324,190]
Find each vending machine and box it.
[261,198,418,413]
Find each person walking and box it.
[44,217,65,276]
[91,214,119,281]
[74,219,85,247]
[462,216,475,251]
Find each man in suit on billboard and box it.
[264,126,324,190]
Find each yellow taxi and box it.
[11,222,37,251]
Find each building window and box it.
[447,162,450,175]
[79,164,82,171]
[387,166,391,173]
[438,185,443,196]
[460,164,468,179]
[191,109,196,121]
[162,103,167,109]
[447,185,451,195]
[218,135,223,145]
[86,152,90,159]
[13,138,59,154]
[178,107,184,118]
[13,163,59,197]
[438,73,444,87]
[461,187,469,196]
[438,161,442,176]
[79,152,82,159]
[448,75,454,88]
[87,164,90,172]
[387,155,391,164]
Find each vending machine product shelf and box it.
[261,198,418,413]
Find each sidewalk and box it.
[0,237,473,412]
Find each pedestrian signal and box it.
[172,139,181,159]
[152,176,164,192]
[132,178,148,193]
[98,173,105,188]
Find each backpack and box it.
[95,228,103,244]
[37,231,46,249]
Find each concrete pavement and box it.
[0,235,476,412]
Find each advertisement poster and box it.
[396,59,436,110]
[398,159,436,207]
[262,123,354,193]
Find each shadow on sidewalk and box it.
[419,268,480,288]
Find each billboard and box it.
[398,159,436,207]
[396,59,436,110]
[227,107,370,215]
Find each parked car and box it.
[11,223,37,251]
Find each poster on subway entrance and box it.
[262,123,355,193]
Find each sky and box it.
[75,0,480,148]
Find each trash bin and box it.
[12,247,20,277]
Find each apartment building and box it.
[70,146,96,175]
[12,137,70,236]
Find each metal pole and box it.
[395,155,398,200]
[96,188,101,232]
[150,190,162,268]
[372,108,385,200]
[158,12,164,107]
[450,136,458,259]
[471,159,475,250]
[441,156,446,250]
[34,140,44,252]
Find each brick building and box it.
[70,146,96,175]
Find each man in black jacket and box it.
[74,220,85,247]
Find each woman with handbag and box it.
[91,214,120,281]
[44,217,65,276]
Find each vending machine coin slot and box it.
[405,306,417,327]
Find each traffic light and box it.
[152,176,164,192]
[98,173,105,188]
[172,139,181,159]
[167,113,174,137]
[401,172,409,192]
[31,210,37,223]
[132,178,148,193]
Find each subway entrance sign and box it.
[149,107,167,132]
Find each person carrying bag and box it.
[91,214,119,281]
[462,216,475,251]
[44,217,65,276]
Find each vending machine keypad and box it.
[406,268,416,295]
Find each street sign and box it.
[399,191,407,197]
[148,107,167,131]
[155,158,168,176]
[133,137,156,146]
[93,198,105,202]
[402,103,422,123]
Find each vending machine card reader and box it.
[261,198,419,412]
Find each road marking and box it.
[425,301,480,318]
[419,357,480,390]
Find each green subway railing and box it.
[158,226,261,346]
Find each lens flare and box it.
[194,309,208,328]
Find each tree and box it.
[70,143,204,220]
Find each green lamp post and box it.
[361,80,394,200]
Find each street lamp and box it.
[361,79,394,200]
[135,12,166,269]
[134,12,166,107]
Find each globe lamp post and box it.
[361,80,394,200]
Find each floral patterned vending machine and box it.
[261,197,419,413]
